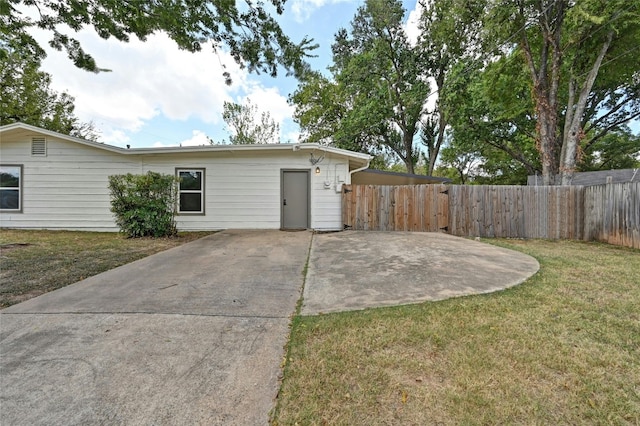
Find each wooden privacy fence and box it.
[447,185,585,239]
[341,184,449,232]
[341,182,640,249]
[584,182,640,249]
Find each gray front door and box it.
[281,170,309,229]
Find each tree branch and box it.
[584,110,640,151]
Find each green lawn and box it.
[273,239,640,425]
[0,229,213,307]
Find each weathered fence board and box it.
[446,185,585,239]
[584,182,640,249]
[342,182,638,249]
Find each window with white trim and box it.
[177,169,205,214]
[0,165,23,212]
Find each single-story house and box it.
[0,122,371,231]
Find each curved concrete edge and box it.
[301,231,539,316]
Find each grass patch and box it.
[273,239,640,425]
[0,229,214,307]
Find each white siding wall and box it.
[311,158,350,230]
[0,136,351,231]
[0,137,140,231]
[141,151,349,230]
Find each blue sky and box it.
[31,0,421,148]
[30,0,638,149]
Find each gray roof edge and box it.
[354,168,452,183]
[527,168,640,185]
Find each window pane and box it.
[0,167,20,188]
[0,190,19,209]
[179,171,201,190]
[180,193,202,212]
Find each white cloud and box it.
[102,129,132,146]
[37,30,243,129]
[241,86,294,126]
[179,130,212,147]
[152,130,211,148]
[290,0,354,23]
[31,26,293,145]
[405,1,424,46]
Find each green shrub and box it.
[108,171,179,238]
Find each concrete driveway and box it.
[0,230,311,425]
[0,230,538,425]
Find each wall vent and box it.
[31,137,47,156]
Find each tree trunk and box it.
[403,131,415,174]
[427,110,446,176]
[559,30,614,185]
[537,100,559,185]
[518,0,566,185]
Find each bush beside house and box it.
[108,172,179,238]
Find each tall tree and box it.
[290,72,347,146]
[484,0,640,184]
[1,0,316,79]
[292,0,430,174]
[221,99,280,144]
[417,0,484,175]
[445,55,541,184]
[0,37,98,139]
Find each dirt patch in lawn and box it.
[0,243,32,251]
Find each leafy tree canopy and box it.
[479,0,640,184]
[221,99,280,144]
[0,34,99,139]
[292,0,430,174]
[441,0,640,184]
[1,0,317,80]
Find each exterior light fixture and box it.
[315,166,321,175]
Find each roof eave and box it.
[0,123,373,164]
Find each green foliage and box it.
[579,127,640,171]
[221,99,279,144]
[290,72,346,146]
[444,58,540,184]
[292,0,429,174]
[441,0,640,184]
[0,35,99,139]
[108,172,179,238]
[2,0,317,80]
[291,0,639,184]
[477,0,640,184]
[417,0,485,175]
